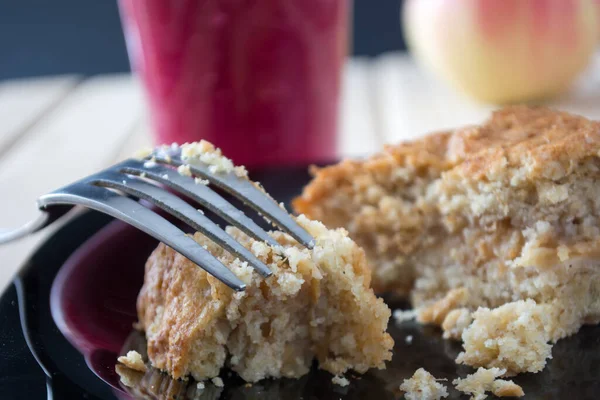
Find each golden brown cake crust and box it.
[445,106,600,181]
[293,129,452,223]
[137,242,231,379]
[296,106,600,214]
[295,105,600,206]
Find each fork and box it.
[0,146,315,291]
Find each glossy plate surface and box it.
[3,165,600,399]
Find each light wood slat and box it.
[371,52,600,145]
[114,114,153,162]
[0,74,144,292]
[338,58,382,158]
[370,52,495,144]
[0,75,80,155]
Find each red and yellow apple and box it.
[404,0,599,104]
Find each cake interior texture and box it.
[294,106,600,374]
[136,216,393,382]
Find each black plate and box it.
[2,165,600,400]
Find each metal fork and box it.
[0,146,315,291]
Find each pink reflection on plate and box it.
[50,219,158,394]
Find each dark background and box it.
[0,0,408,81]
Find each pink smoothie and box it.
[119,0,349,167]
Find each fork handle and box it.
[0,205,73,245]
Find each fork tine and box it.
[38,184,246,291]
[117,159,281,248]
[154,153,315,248]
[94,171,272,277]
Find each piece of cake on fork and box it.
[132,142,394,384]
[294,106,600,374]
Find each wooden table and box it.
[2,52,600,292]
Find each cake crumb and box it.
[400,368,448,400]
[211,377,224,387]
[180,140,241,175]
[441,308,472,340]
[117,351,147,372]
[453,367,524,399]
[133,147,153,160]
[405,335,413,344]
[177,164,192,177]
[393,309,416,324]
[233,165,248,177]
[456,300,552,374]
[332,375,350,387]
[196,382,205,390]
[143,158,157,168]
[194,177,209,185]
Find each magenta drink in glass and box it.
[119,0,349,167]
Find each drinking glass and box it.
[119,0,350,167]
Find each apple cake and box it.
[136,215,393,383]
[294,106,600,373]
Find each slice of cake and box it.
[136,215,393,383]
[294,106,600,372]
